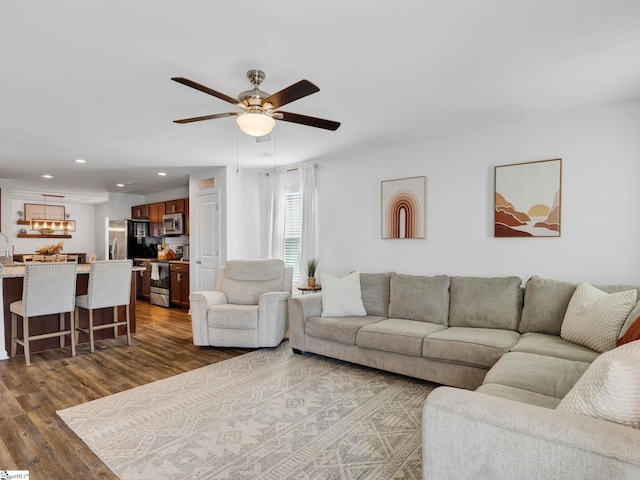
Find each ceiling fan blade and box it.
[173,112,239,124]
[263,80,319,109]
[171,77,238,105]
[276,111,341,131]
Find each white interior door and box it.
[194,190,220,291]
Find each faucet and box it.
[0,232,9,252]
[0,232,12,267]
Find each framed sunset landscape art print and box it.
[494,158,562,237]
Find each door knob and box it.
[196,260,202,264]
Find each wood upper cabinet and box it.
[170,262,190,308]
[131,204,150,219]
[149,202,165,237]
[130,197,188,237]
[165,198,186,214]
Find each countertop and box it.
[1,264,145,279]
[133,258,190,264]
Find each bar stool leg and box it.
[113,306,119,338]
[89,309,95,354]
[74,306,80,346]
[125,304,131,346]
[70,310,76,357]
[10,312,17,357]
[59,313,65,349]
[23,316,31,367]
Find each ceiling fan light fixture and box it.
[236,112,275,137]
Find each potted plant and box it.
[306,258,319,287]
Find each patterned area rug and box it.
[58,343,435,479]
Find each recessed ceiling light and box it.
[116,183,125,187]
[158,172,167,176]
[42,174,54,179]
[74,158,87,164]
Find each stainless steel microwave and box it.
[163,213,184,235]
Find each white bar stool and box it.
[75,260,133,353]
[10,262,78,366]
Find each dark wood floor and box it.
[0,300,250,479]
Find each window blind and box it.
[284,190,301,286]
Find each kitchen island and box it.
[0,264,144,360]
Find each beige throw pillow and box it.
[557,341,640,428]
[560,282,636,353]
[320,271,367,317]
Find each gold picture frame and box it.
[24,203,66,221]
[494,158,562,237]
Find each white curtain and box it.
[267,170,287,259]
[299,165,318,284]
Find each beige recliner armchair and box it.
[190,259,293,348]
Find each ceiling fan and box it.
[172,69,341,137]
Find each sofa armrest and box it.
[423,387,640,480]
[257,292,291,346]
[288,293,322,352]
[189,291,228,345]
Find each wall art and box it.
[24,203,65,221]
[494,158,562,237]
[381,176,426,239]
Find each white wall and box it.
[0,179,13,242]
[274,99,640,285]
[11,199,97,256]
[145,187,189,205]
[226,169,261,260]
[107,192,145,220]
[94,202,108,260]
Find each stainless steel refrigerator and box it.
[108,220,154,259]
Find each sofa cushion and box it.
[511,332,599,363]
[557,341,640,428]
[304,315,384,345]
[360,272,392,317]
[388,274,450,325]
[484,352,591,399]
[208,304,258,330]
[476,383,561,409]
[422,327,521,369]
[560,282,636,353]
[519,276,577,335]
[520,276,640,336]
[449,276,523,331]
[320,271,367,317]
[356,318,447,357]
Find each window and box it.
[284,190,301,287]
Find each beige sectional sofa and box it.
[288,272,640,479]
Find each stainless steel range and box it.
[150,260,171,307]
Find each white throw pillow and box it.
[557,341,640,428]
[560,282,636,353]
[320,271,367,317]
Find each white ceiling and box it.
[2,1,640,202]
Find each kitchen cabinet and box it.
[170,262,190,308]
[165,198,189,235]
[149,202,166,237]
[131,204,150,219]
[135,259,151,300]
[130,197,189,237]
[165,198,186,214]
